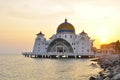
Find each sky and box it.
[0,0,120,54]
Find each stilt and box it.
[27,54,29,57]
[30,55,32,58]
[75,55,77,59]
[22,52,95,59]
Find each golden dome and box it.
[57,19,75,33]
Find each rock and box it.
[113,73,120,80]
[95,54,120,80]
[103,77,110,80]
[89,76,96,80]
[107,73,114,78]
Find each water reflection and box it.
[0,54,101,80]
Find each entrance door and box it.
[47,38,74,53]
[57,46,64,53]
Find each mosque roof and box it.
[57,19,75,33]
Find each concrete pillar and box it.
[27,54,29,57]
[30,55,32,58]
[34,55,36,58]
[75,55,76,59]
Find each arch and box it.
[47,38,74,53]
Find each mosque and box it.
[27,19,95,58]
[23,19,95,58]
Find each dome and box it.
[57,19,75,33]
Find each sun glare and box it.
[101,37,107,43]
[96,27,109,44]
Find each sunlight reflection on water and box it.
[0,54,101,80]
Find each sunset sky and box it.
[0,0,120,53]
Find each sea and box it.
[0,54,101,80]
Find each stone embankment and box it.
[90,54,120,80]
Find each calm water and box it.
[0,54,101,80]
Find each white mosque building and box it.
[28,19,95,58]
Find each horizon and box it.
[1,0,120,54]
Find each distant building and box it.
[32,19,95,56]
[92,47,101,54]
[101,40,120,54]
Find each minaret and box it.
[33,31,46,54]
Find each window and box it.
[82,43,84,45]
[82,50,84,52]
[72,43,75,45]
[38,38,41,40]
[45,43,48,45]
[55,35,56,38]
[38,43,40,45]
[65,35,67,38]
[70,35,72,38]
[81,37,85,41]
[87,49,89,52]
[59,35,61,38]
[82,47,84,49]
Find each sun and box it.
[100,33,108,44]
[96,27,109,44]
[101,37,107,43]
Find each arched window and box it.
[87,49,89,52]
[37,38,41,40]
[65,35,67,38]
[81,37,85,40]
[59,35,61,38]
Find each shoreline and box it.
[90,54,120,80]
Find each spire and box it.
[37,31,44,36]
[82,30,85,33]
[80,30,87,35]
[65,18,67,23]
